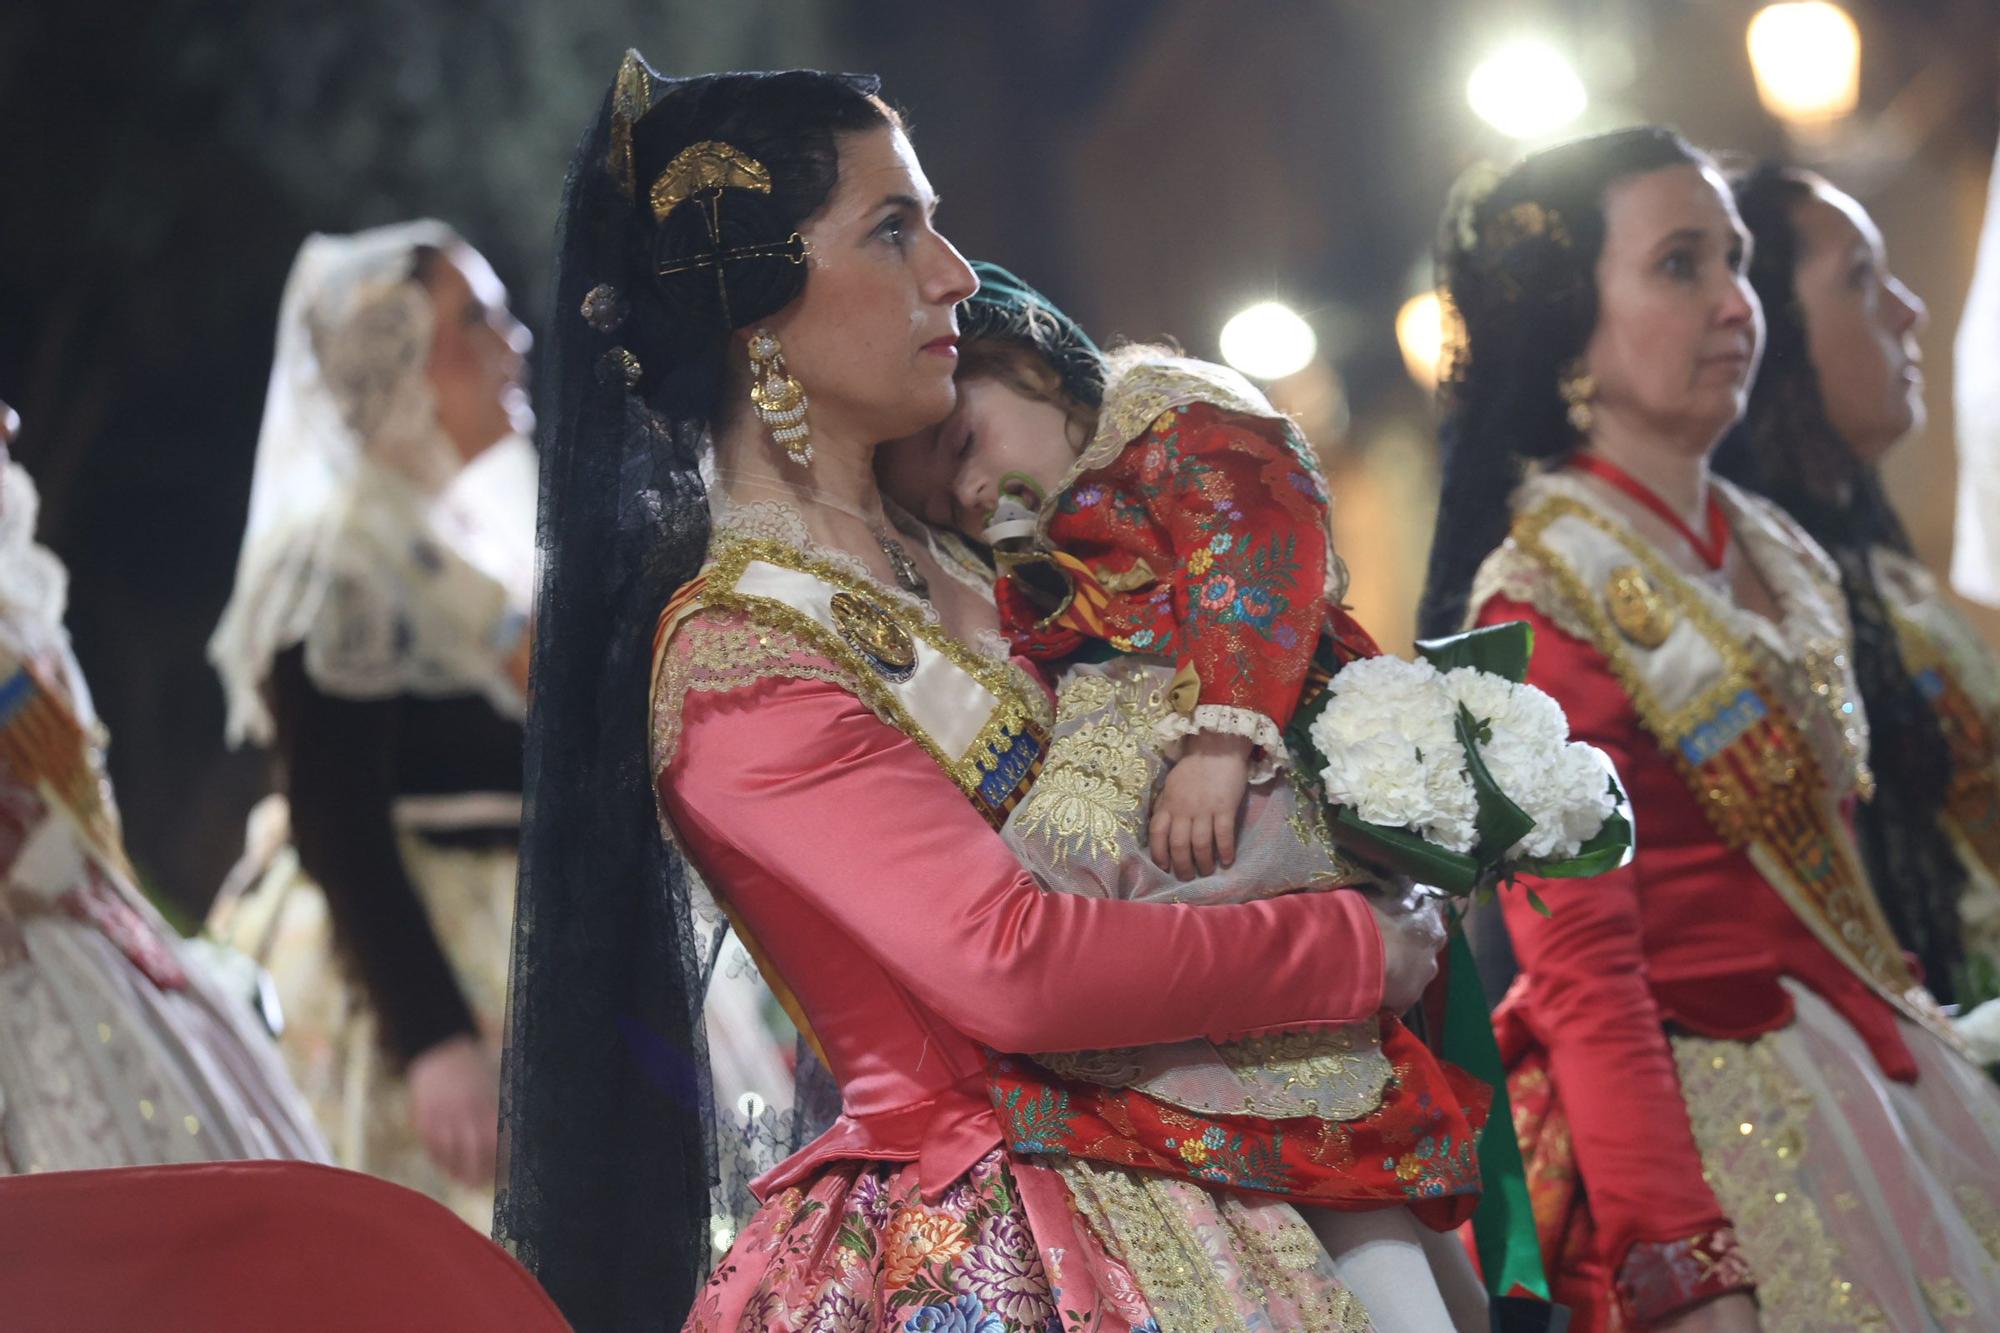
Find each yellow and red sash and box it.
[1502,486,1956,1044]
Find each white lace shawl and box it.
[208,223,531,745]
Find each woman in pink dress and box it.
[496,52,1445,1332]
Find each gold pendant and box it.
[1606,565,1675,648]
[829,591,917,680]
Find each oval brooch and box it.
[829,591,917,681]
[1605,564,1675,649]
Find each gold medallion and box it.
[829,591,917,678]
[1605,565,1674,648]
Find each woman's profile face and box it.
[758,124,978,448]
[424,245,533,464]
[879,373,1079,539]
[1789,181,1927,466]
[1582,162,1763,458]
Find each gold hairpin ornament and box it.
[608,50,658,202]
[650,141,773,221]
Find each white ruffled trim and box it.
[1154,704,1290,784]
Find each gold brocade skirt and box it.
[1518,977,2000,1332]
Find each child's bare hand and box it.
[1150,732,1254,879]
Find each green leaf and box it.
[1525,886,1551,917]
[1328,807,1483,894]
[1455,705,1536,861]
[1529,809,1636,879]
[1414,620,1535,683]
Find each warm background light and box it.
[1466,40,1588,140]
[1219,301,1318,381]
[1747,2,1862,124]
[1395,291,1446,392]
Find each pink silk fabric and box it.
[659,665,1388,1204]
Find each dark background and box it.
[3,0,1995,921]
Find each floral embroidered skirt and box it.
[686,1147,1380,1333]
[995,656,1488,1227]
[1513,978,2000,1331]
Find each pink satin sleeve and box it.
[661,672,1386,1053]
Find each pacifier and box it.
[981,472,1047,549]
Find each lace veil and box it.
[208,222,531,746]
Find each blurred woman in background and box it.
[207,222,534,1225]
[1715,164,2000,1054]
[0,398,326,1172]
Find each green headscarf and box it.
[960,261,1105,409]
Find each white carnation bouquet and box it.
[1290,622,1632,908]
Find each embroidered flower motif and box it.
[850,1170,895,1229]
[1197,574,1237,610]
[741,1289,787,1329]
[958,1213,1053,1325]
[884,1208,972,1289]
[1186,548,1214,576]
[1209,533,1234,555]
[802,1284,871,1332]
[902,1293,1004,1333]
[1071,483,1105,508]
[1095,1261,1156,1320]
[1127,628,1156,649]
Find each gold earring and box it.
[748,329,811,466]
[1559,363,1596,435]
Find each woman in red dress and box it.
[1420,127,2000,1331]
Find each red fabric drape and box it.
[0,1161,568,1332]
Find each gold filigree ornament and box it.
[748,328,812,465]
[828,591,917,681]
[1559,361,1597,435]
[607,50,657,202]
[649,140,773,222]
[1487,198,1572,251]
[1606,564,1675,648]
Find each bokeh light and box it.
[1219,301,1318,381]
[1395,291,1446,392]
[1747,3,1861,124]
[1466,40,1588,140]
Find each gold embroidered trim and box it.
[1503,494,1948,1038]
[1075,355,1289,489]
[1466,541,1596,642]
[1056,1158,1371,1332]
[1213,1020,1391,1121]
[649,608,858,781]
[1886,596,2000,892]
[1011,712,1152,863]
[697,536,1050,805]
[648,608,861,850]
[1670,1033,1887,1331]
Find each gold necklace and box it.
[717,471,931,601]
